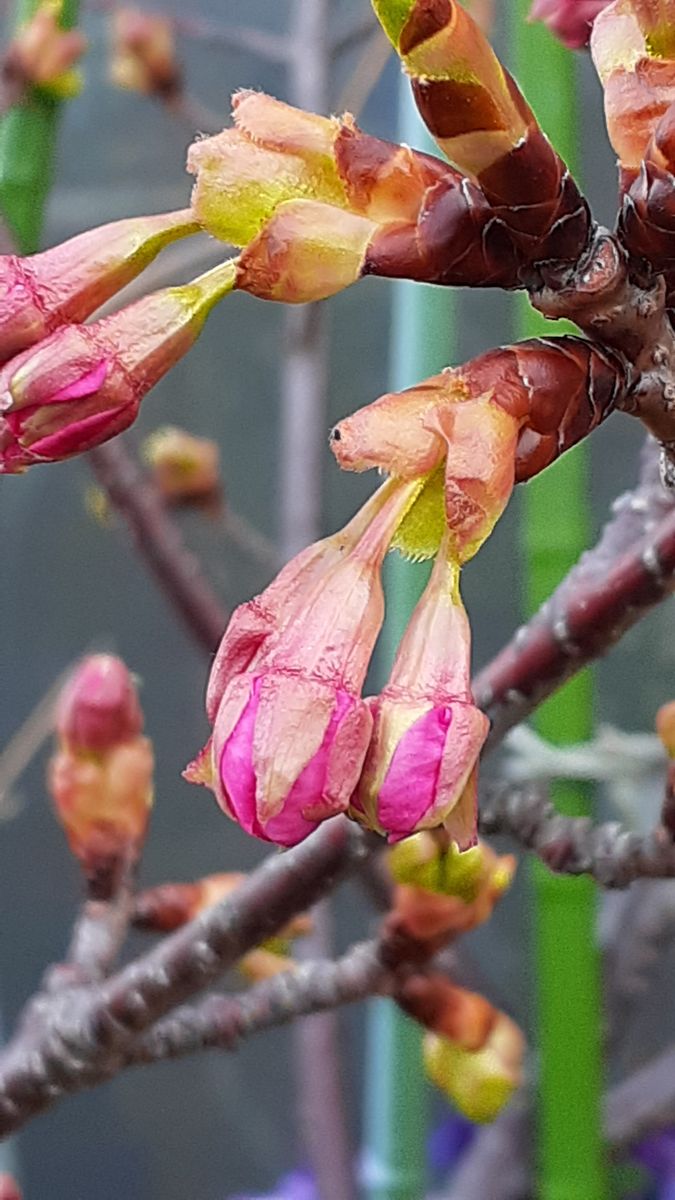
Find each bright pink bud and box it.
[212,673,372,846]
[0,209,197,365]
[189,478,423,845]
[530,0,608,48]
[0,1176,21,1200]
[0,259,235,473]
[353,543,488,843]
[56,654,142,753]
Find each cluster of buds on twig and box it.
[386,834,524,1122]
[0,210,238,473]
[48,655,153,895]
[1,0,86,107]
[109,8,181,102]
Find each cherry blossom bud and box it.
[424,1014,525,1123]
[657,701,675,757]
[0,209,197,365]
[388,834,516,932]
[529,0,608,48]
[398,975,497,1050]
[48,656,153,891]
[591,0,675,168]
[188,479,423,846]
[353,545,489,842]
[0,1176,21,1200]
[133,872,245,931]
[0,258,235,473]
[6,0,86,101]
[109,8,181,99]
[188,90,534,297]
[143,425,220,504]
[56,653,142,753]
[372,0,529,176]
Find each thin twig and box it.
[332,13,378,57]
[174,17,291,64]
[89,439,227,655]
[479,785,675,887]
[0,820,376,1139]
[336,27,391,118]
[474,442,675,748]
[126,940,387,1066]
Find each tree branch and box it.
[479,785,675,887]
[474,439,675,748]
[0,820,375,1139]
[174,18,291,64]
[89,440,227,656]
[125,940,387,1067]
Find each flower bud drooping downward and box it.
[0,209,197,365]
[353,540,489,843]
[0,258,235,473]
[49,655,153,893]
[187,478,423,846]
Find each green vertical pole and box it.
[0,0,80,253]
[510,7,608,1200]
[363,77,456,1200]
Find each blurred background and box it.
[0,1,673,1197]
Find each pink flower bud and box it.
[56,654,142,753]
[49,655,154,887]
[189,478,423,845]
[353,544,488,842]
[0,209,197,365]
[212,672,373,846]
[0,259,235,472]
[529,0,608,48]
[0,1176,21,1200]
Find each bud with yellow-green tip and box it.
[423,1013,525,1123]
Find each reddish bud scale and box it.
[480,336,630,480]
[618,106,675,313]
[397,975,497,1050]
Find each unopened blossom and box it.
[657,701,675,757]
[49,655,153,885]
[109,8,181,99]
[143,425,220,504]
[187,478,422,846]
[398,975,498,1052]
[372,0,530,177]
[0,258,235,473]
[56,653,142,753]
[388,834,516,939]
[529,0,609,48]
[187,89,457,302]
[591,0,675,168]
[0,208,197,365]
[6,0,86,100]
[0,1176,21,1200]
[332,337,626,561]
[352,541,489,843]
[424,1014,525,1123]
